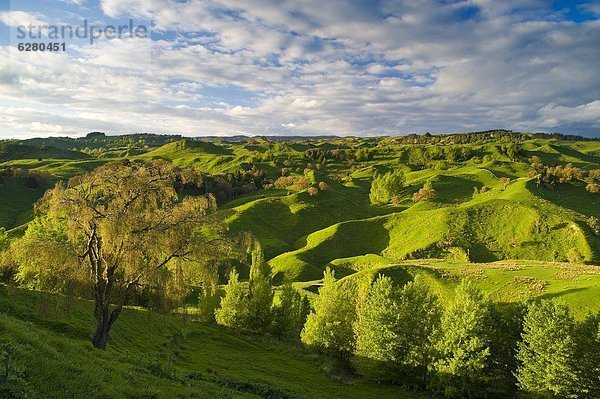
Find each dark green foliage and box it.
[516,300,580,398]
[197,285,223,324]
[0,342,29,398]
[574,313,600,398]
[188,371,307,399]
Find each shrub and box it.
[412,182,437,202]
[307,187,319,196]
[318,181,329,191]
[586,183,600,194]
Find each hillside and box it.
[0,286,418,399]
[0,131,599,398]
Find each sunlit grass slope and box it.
[335,259,600,319]
[270,177,598,282]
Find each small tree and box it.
[369,171,405,205]
[499,177,511,190]
[395,276,441,386]
[272,283,310,339]
[246,247,273,333]
[516,300,580,398]
[307,187,319,196]
[301,267,356,355]
[431,279,493,398]
[412,181,437,202]
[586,183,600,194]
[354,275,401,381]
[318,181,329,191]
[215,268,249,329]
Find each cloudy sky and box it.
[0,0,599,138]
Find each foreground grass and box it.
[0,286,421,399]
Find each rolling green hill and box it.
[1,131,599,398]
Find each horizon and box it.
[1,1,599,138]
[3,129,599,142]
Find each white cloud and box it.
[0,0,598,138]
[0,11,47,27]
[539,100,600,128]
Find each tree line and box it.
[210,264,599,398]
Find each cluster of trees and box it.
[203,166,269,203]
[272,175,311,190]
[299,268,599,398]
[214,249,310,339]
[369,170,405,204]
[530,157,600,193]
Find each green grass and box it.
[0,286,422,399]
[270,178,597,281]
[337,259,600,319]
[0,178,46,229]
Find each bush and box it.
[307,187,319,196]
[586,183,600,194]
[412,182,437,202]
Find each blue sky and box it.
[0,0,599,138]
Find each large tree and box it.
[516,300,581,398]
[353,275,440,385]
[431,279,493,398]
[301,267,357,355]
[33,160,234,349]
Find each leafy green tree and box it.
[355,148,370,161]
[516,300,581,398]
[354,275,440,385]
[395,276,441,386]
[369,171,405,204]
[301,267,356,355]
[246,247,273,333]
[354,275,401,380]
[431,279,493,398]
[215,268,249,329]
[12,216,82,293]
[26,161,232,349]
[574,313,600,398]
[272,283,310,339]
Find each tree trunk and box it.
[91,302,110,350]
[91,319,109,350]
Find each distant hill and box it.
[0,142,90,162]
